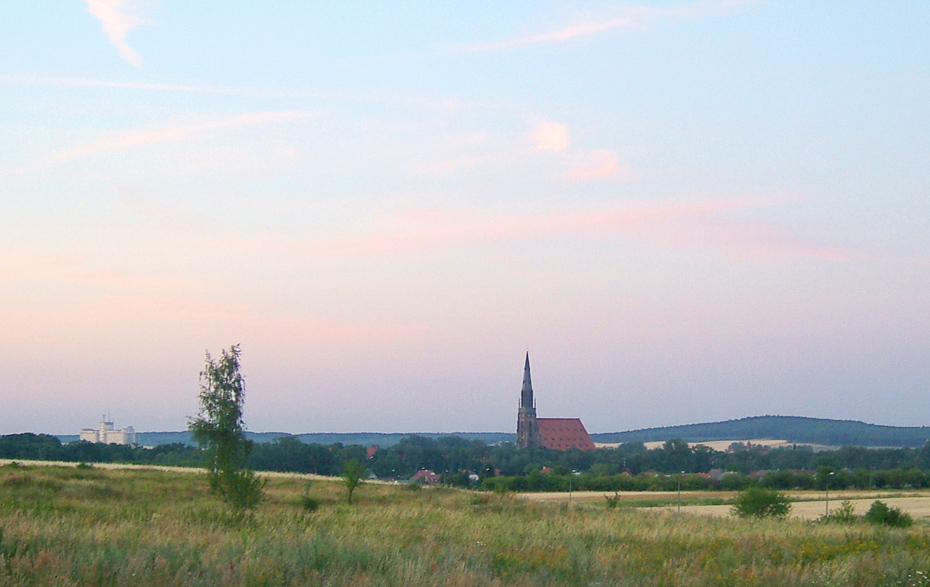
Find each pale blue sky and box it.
[1,1,928,435]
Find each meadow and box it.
[2,463,930,586]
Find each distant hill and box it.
[591,416,930,448]
[53,416,930,449]
[56,431,515,448]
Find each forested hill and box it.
[591,416,930,448]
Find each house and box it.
[410,469,440,484]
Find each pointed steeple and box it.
[517,352,541,448]
[521,352,533,409]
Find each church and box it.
[516,353,595,451]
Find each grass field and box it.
[2,462,930,586]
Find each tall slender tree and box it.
[189,345,263,510]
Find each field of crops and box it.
[2,462,930,586]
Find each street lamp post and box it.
[825,471,835,516]
[677,472,684,513]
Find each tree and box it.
[189,345,264,510]
[730,486,791,519]
[342,458,365,504]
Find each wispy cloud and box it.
[11,110,316,175]
[464,0,755,52]
[531,121,570,152]
[0,74,337,99]
[0,252,80,281]
[565,150,629,181]
[224,200,862,262]
[81,0,146,67]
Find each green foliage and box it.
[342,458,365,504]
[299,482,320,511]
[604,492,621,508]
[300,494,320,512]
[730,486,791,519]
[820,500,857,524]
[864,500,913,527]
[189,345,264,510]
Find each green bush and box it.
[300,495,320,511]
[604,492,621,509]
[730,486,791,519]
[864,500,912,527]
[821,500,857,524]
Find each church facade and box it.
[516,353,595,451]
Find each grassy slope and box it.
[2,464,930,586]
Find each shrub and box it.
[299,483,319,511]
[300,495,320,511]
[604,492,621,509]
[342,459,365,503]
[730,486,791,519]
[864,500,912,528]
[821,500,857,524]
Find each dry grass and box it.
[2,464,930,586]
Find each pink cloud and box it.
[0,252,80,280]
[220,199,861,263]
[122,198,198,232]
[247,317,429,345]
[0,249,205,292]
[81,0,145,67]
[0,291,423,349]
[565,150,629,181]
[531,121,570,152]
[465,0,756,52]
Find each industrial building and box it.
[80,416,136,445]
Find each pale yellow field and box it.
[0,458,338,482]
[675,495,930,520]
[519,489,734,503]
[593,438,837,451]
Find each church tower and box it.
[516,352,542,448]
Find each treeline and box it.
[0,434,367,477]
[7,433,930,490]
[0,434,200,466]
[483,466,930,493]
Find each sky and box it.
[1,1,929,436]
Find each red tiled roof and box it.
[537,418,595,451]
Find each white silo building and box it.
[80,416,136,445]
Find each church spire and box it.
[521,352,533,409]
[517,352,541,448]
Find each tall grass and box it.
[1,463,929,586]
